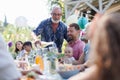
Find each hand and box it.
[16,60,29,70]
[31,32,38,41]
[21,69,42,75]
[31,69,43,75]
[34,40,41,48]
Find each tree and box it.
[3,15,8,27]
[2,23,33,54]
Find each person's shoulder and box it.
[59,20,65,24]
[78,39,85,44]
[77,40,85,47]
[41,18,51,23]
[59,21,67,27]
[80,40,85,45]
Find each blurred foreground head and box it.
[91,12,120,80]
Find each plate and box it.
[58,69,79,79]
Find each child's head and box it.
[64,46,73,58]
[23,41,32,52]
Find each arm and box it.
[33,21,44,36]
[32,20,46,46]
[32,20,46,41]
[68,65,97,80]
[78,42,85,62]
[83,59,95,68]
[21,69,42,75]
[73,52,85,65]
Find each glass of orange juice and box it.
[35,55,44,72]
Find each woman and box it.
[15,41,24,54]
[69,13,120,80]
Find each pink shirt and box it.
[69,40,85,60]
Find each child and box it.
[18,41,36,61]
[23,41,33,55]
[63,46,75,64]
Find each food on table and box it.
[58,64,81,71]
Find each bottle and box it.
[55,58,59,71]
[53,42,59,54]
[43,54,51,74]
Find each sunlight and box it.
[0,0,49,27]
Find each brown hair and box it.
[15,41,24,54]
[69,23,80,30]
[91,13,120,80]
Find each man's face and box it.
[51,8,62,23]
[67,27,80,41]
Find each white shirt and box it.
[64,57,75,64]
[68,57,75,62]
[0,34,21,80]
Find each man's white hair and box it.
[51,5,61,13]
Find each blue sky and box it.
[0,0,50,27]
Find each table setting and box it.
[13,42,83,80]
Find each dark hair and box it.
[91,13,120,80]
[23,41,32,48]
[69,23,80,30]
[15,41,23,54]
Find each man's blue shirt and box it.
[33,18,68,52]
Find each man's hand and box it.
[21,69,42,75]
[31,32,38,41]
[34,40,41,48]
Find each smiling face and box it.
[51,6,62,23]
[67,24,80,42]
[16,41,23,51]
[64,46,73,58]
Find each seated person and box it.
[18,41,35,59]
[15,41,25,60]
[60,46,75,64]
[15,41,24,54]
[69,13,120,80]
[73,22,91,65]
[17,41,37,69]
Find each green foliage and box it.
[57,53,65,59]
[2,24,33,54]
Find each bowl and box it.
[58,69,79,79]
